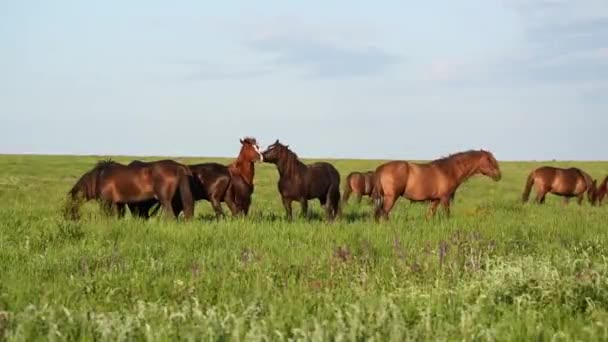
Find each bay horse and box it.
[130,138,263,218]
[522,166,597,205]
[595,176,608,205]
[67,159,194,220]
[342,171,375,204]
[261,140,341,221]
[372,149,501,220]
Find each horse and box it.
[372,149,501,220]
[66,159,194,220]
[595,176,608,205]
[261,140,341,221]
[341,170,457,206]
[342,171,375,204]
[130,137,263,218]
[522,166,597,205]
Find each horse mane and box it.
[241,137,257,145]
[578,169,596,193]
[432,150,486,167]
[93,158,118,171]
[276,143,303,177]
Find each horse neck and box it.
[71,171,98,201]
[437,154,481,185]
[276,151,304,179]
[579,171,594,190]
[601,176,608,189]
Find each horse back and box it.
[302,162,340,198]
[534,166,586,194]
[188,163,231,199]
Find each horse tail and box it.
[342,174,353,204]
[329,168,342,219]
[521,171,535,203]
[372,170,384,209]
[178,165,194,219]
[599,176,608,205]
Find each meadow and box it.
[0,154,607,341]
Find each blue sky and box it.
[1,0,607,160]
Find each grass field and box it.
[1,154,607,341]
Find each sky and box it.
[1,0,607,161]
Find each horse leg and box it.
[223,191,240,216]
[342,186,351,204]
[380,194,397,220]
[116,203,126,218]
[356,193,363,204]
[563,197,570,206]
[299,198,309,219]
[282,197,293,221]
[330,185,341,220]
[577,193,584,205]
[535,189,547,204]
[426,200,440,219]
[160,199,175,219]
[100,200,114,217]
[211,196,226,219]
[440,196,451,218]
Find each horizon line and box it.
[1,152,606,163]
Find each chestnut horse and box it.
[342,171,375,204]
[595,176,608,205]
[262,140,341,221]
[67,159,194,220]
[372,150,501,220]
[130,138,262,218]
[522,166,597,205]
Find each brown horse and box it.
[595,176,608,205]
[522,166,597,205]
[342,171,375,204]
[372,150,501,220]
[261,140,341,221]
[131,138,263,218]
[67,159,194,220]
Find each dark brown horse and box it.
[372,150,501,220]
[342,171,375,204]
[595,176,608,205]
[130,138,263,218]
[261,140,341,221]
[522,166,597,205]
[67,159,194,220]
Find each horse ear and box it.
[240,138,244,144]
[275,139,279,144]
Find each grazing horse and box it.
[595,176,608,205]
[372,150,501,220]
[342,171,375,204]
[261,140,341,221]
[67,159,194,220]
[131,138,263,218]
[522,166,597,205]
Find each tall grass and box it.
[0,155,607,340]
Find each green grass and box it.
[1,154,608,341]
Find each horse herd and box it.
[66,137,608,222]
